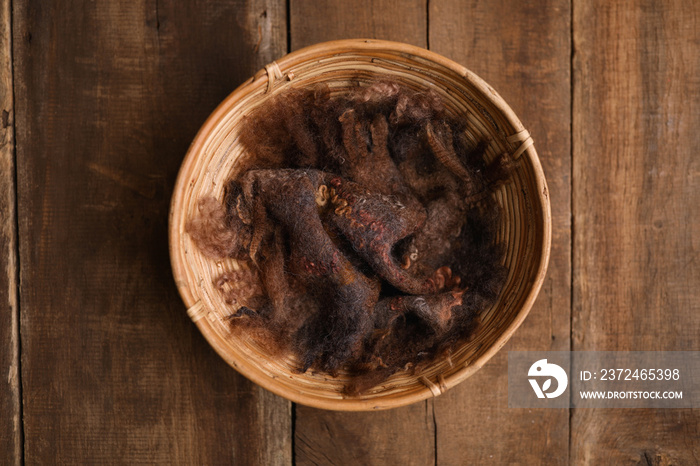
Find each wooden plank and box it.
[295,407,436,465]
[13,0,290,464]
[290,0,426,49]
[0,0,20,463]
[429,0,572,464]
[289,2,436,465]
[571,1,700,463]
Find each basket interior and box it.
[170,41,549,410]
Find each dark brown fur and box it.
[187,80,511,393]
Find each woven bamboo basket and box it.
[169,39,551,411]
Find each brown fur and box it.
[187,80,512,393]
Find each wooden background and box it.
[1,0,698,464]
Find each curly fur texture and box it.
[187,80,511,394]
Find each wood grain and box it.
[13,0,290,464]
[0,0,20,463]
[289,2,435,465]
[295,406,435,465]
[289,0,426,50]
[572,1,700,463]
[5,0,699,462]
[429,0,572,464]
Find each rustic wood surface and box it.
[0,0,19,464]
[0,0,697,465]
[429,0,572,464]
[571,1,700,464]
[12,0,290,464]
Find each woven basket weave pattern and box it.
[169,39,550,411]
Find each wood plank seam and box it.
[568,0,575,460]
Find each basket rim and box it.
[169,38,552,411]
